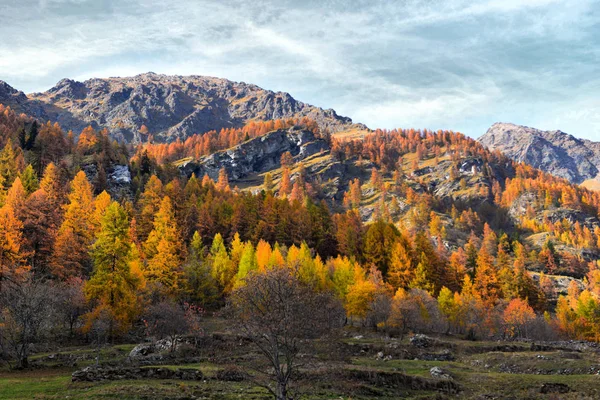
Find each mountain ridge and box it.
[478,122,600,184]
[0,72,368,144]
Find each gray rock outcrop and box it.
[181,126,329,181]
[479,122,600,184]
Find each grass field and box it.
[2,318,600,399]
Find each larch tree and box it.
[92,191,112,230]
[184,231,219,306]
[84,202,142,334]
[52,171,95,278]
[19,165,39,195]
[216,168,230,192]
[263,172,274,192]
[235,241,258,287]
[387,239,414,291]
[209,233,234,293]
[0,199,26,284]
[363,220,399,277]
[503,298,536,339]
[474,246,500,306]
[0,139,18,193]
[21,185,62,277]
[5,177,26,218]
[39,163,62,208]
[137,175,163,243]
[279,168,292,198]
[143,196,183,297]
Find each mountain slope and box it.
[479,122,600,184]
[0,73,367,143]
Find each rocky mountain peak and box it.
[0,80,29,107]
[479,122,600,184]
[13,74,367,144]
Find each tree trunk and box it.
[276,380,287,400]
[17,354,28,369]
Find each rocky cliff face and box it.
[181,126,330,181]
[0,73,366,143]
[478,123,600,184]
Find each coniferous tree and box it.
[184,231,219,306]
[19,165,38,195]
[52,171,95,278]
[144,196,183,297]
[85,202,143,334]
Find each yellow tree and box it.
[137,175,163,242]
[235,241,258,287]
[255,239,272,271]
[474,246,499,306]
[143,196,183,296]
[52,171,95,278]
[0,139,18,195]
[210,233,234,293]
[5,177,26,218]
[438,286,461,333]
[92,191,112,230]
[39,163,62,207]
[345,272,376,321]
[0,199,26,284]
[387,239,413,290]
[84,202,143,334]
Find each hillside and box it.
[479,122,600,184]
[0,73,368,143]
[2,87,600,400]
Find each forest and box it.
[1,103,600,399]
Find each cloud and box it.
[0,0,599,139]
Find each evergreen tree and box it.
[19,165,39,195]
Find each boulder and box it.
[540,383,570,394]
[128,343,155,360]
[410,334,434,348]
[430,366,452,380]
[216,365,247,382]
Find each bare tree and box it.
[229,268,344,400]
[143,300,189,353]
[366,292,392,332]
[0,277,53,369]
[89,309,111,367]
[51,277,87,340]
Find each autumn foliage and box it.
[0,103,599,344]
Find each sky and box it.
[1,0,599,139]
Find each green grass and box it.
[4,331,600,400]
[0,371,71,400]
[0,370,270,400]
